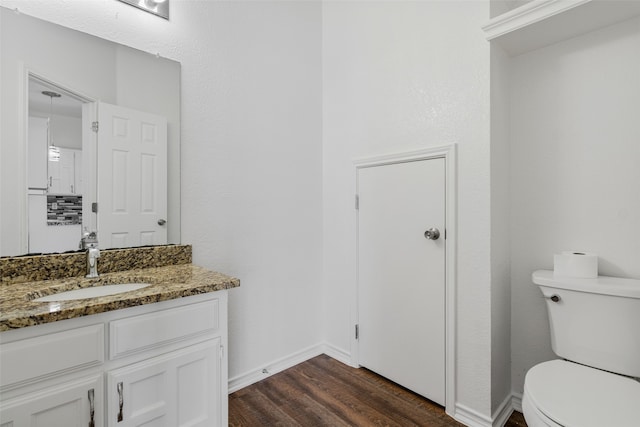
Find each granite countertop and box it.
[0,264,240,332]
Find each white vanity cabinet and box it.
[0,292,228,427]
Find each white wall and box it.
[49,114,83,150]
[490,44,512,415]
[510,16,640,394]
[490,0,533,18]
[179,1,324,381]
[322,1,494,419]
[0,0,324,383]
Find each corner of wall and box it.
[489,42,513,415]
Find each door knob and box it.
[157,219,167,226]
[424,228,440,240]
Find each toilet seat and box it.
[524,360,640,427]
[522,391,562,427]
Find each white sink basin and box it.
[34,283,151,302]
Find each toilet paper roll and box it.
[553,251,598,278]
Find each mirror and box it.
[0,7,181,256]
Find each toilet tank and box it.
[532,270,640,378]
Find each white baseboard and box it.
[511,392,523,413]
[491,394,514,427]
[321,342,353,367]
[228,342,357,394]
[448,392,526,427]
[453,403,493,427]
[228,343,326,393]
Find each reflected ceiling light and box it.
[42,90,61,162]
[117,0,169,20]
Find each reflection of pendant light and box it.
[42,90,61,162]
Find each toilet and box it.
[523,270,640,427]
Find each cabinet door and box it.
[0,374,102,427]
[74,149,82,195]
[28,116,49,190]
[48,148,76,194]
[107,338,221,427]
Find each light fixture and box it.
[42,90,61,162]
[117,0,169,20]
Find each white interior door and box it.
[96,102,167,249]
[357,157,446,405]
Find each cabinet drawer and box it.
[0,324,104,389]
[109,299,219,359]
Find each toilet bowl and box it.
[524,271,640,427]
[523,360,640,427]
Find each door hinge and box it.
[92,202,98,213]
[355,194,359,210]
[91,121,99,133]
[355,324,359,340]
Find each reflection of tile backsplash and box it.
[47,194,82,225]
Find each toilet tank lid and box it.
[532,270,640,298]
[525,360,640,427]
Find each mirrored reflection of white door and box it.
[95,102,167,249]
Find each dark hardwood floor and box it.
[229,354,527,427]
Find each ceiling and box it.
[29,79,85,119]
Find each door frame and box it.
[19,68,94,253]
[353,143,457,415]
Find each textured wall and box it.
[490,0,533,18]
[509,16,640,395]
[322,1,493,418]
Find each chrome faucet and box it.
[80,231,100,278]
